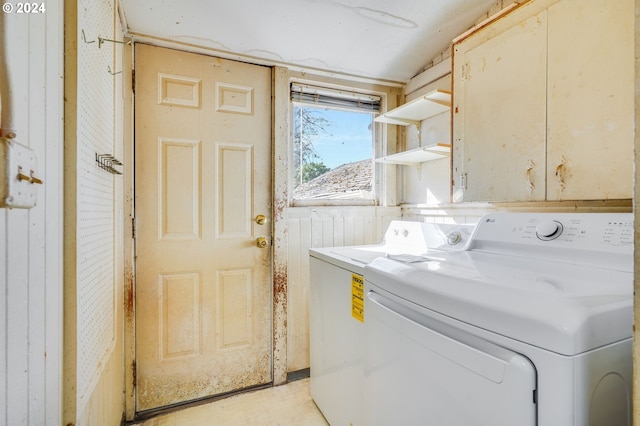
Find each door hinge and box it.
[131,360,136,387]
[460,173,468,190]
[132,217,136,239]
[131,69,135,93]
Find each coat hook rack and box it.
[96,153,123,175]
[81,29,132,48]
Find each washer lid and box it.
[365,251,632,356]
[309,221,475,273]
[310,244,387,274]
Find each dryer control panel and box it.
[469,213,633,271]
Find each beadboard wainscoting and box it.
[285,206,401,372]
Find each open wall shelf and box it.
[376,144,451,165]
[375,89,451,126]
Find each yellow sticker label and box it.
[351,273,364,322]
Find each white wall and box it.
[0,4,64,426]
[400,73,453,208]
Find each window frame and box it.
[288,82,385,207]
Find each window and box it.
[290,84,381,204]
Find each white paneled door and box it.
[134,44,272,412]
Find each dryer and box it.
[364,213,633,425]
[309,220,473,426]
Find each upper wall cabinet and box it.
[451,0,634,203]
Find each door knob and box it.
[255,214,266,225]
[256,237,268,248]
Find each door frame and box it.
[122,41,288,420]
[122,38,136,421]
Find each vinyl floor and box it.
[133,378,329,426]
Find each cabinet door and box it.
[452,9,547,202]
[546,0,633,200]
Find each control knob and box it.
[447,231,462,245]
[535,220,563,241]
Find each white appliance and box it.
[364,213,633,426]
[309,220,474,426]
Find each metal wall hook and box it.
[82,29,132,48]
[108,66,122,76]
[81,29,95,44]
[98,36,132,48]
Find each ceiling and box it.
[120,0,498,83]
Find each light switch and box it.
[0,137,42,209]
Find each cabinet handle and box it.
[555,157,567,190]
[462,63,470,81]
[526,160,535,194]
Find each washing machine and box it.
[364,212,633,426]
[309,220,474,426]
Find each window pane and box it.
[292,105,375,201]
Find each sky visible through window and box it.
[292,104,375,201]
[307,107,373,168]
